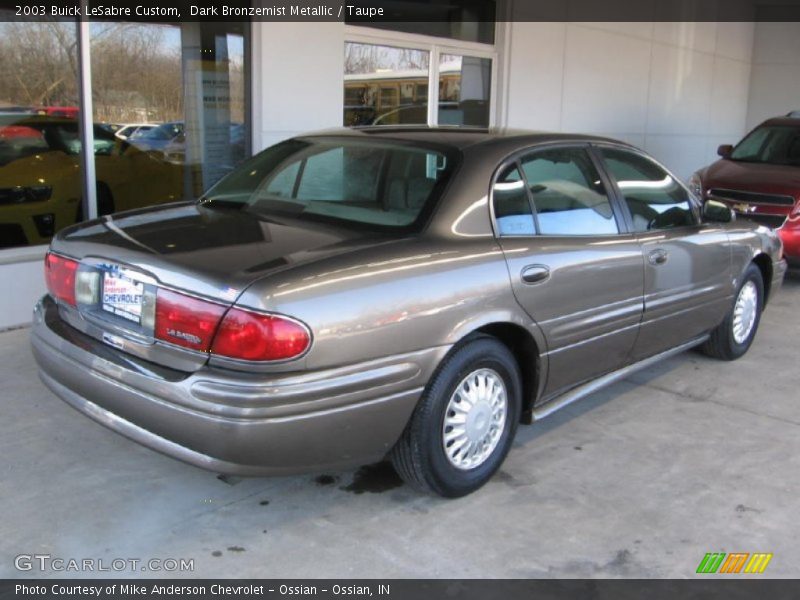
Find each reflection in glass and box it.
[0,21,81,248]
[90,22,248,215]
[438,54,491,127]
[601,148,697,232]
[521,148,618,236]
[343,43,430,126]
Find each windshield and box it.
[200,137,458,230]
[730,125,800,165]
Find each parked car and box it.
[32,128,787,497]
[0,115,182,247]
[690,113,800,266]
[162,123,246,170]
[114,123,157,141]
[129,121,184,152]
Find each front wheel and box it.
[702,263,764,360]
[390,337,521,497]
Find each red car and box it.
[690,113,800,266]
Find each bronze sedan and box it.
[31,128,787,497]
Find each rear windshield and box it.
[730,125,800,166]
[200,137,458,230]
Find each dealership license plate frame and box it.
[101,270,145,325]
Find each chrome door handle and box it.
[521,264,550,284]
[648,249,669,265]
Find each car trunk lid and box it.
[49,201,392,372]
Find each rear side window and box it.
[599,147,697,232]
[520,147,618,236]
[493,165,535,236]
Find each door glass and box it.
[600,148,697,232]
[493,165,535,236]
[343,43,430,127]
[0,20,81,248]
[521,148,618,235]
[438,54,491,127]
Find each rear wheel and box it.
[390,337,521,497]
[702,263,764,360]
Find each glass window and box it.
[204,138,457,230]
[343,43,430,127]
[90,22,249,218]
[521,148,618,236]
[0,21,81,248]
[438,54,491,127]
[730,125,800,166]
[600,148,697,232]
[493,165,535,236]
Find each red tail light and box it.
[154,289,226,352]
[211,308,311,361]
[45,252,78,306]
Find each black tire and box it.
[97,183,115,216]
[701,263,764,361]
[74,183,114,222]
[390,336,522,497]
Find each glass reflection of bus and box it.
[344,63,488,127]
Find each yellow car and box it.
[0,116,183,248]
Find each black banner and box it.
[3,580,800,600]
[1,0,800,22]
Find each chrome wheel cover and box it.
[732,280,758,345]
[442,368,507,471]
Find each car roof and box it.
[300,126,633,151]
[761,116,800,127]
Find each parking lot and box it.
[1,271,798,579]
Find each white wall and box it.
[746,22,800,129]
[505,22,755,180]
[251,21,345,150]
[0,250,46,330]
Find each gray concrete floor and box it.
[1,273,799,579]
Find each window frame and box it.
[343,26,498,128]
[590,142,703,233]
[489,142,629,239]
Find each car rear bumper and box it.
[31,295,447,476]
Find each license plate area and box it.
[101,271,144,325]
[75,260,157,341]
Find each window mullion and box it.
[76,9,97,220]
[428,46,440,127]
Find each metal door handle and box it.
[648,249,669,265]
[521,264,550,284]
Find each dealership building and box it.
[0,10,798,329]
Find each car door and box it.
[492,144,645,399]
[594,145,732,359]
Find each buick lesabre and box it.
[32,128,787,496]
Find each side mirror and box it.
[703,199,735,223]
[717,144,733,158]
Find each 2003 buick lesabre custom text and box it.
[31,128,787,497]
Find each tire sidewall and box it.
[724,265,764,358]
[421,338,521,497]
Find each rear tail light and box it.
[45,252,78,306]
[211,308,311,361]
[154,289,226,352]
